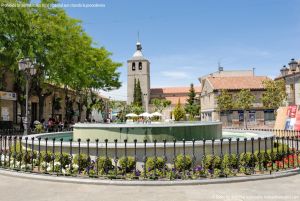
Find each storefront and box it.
[0,91,17,128]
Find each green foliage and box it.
[235,89,255,128]
[185,83,200,119]
[35,124,44,133]
[74,154,90,171]
[262,79,287,110]
[97,157,113,174]
[146,157,166,171]
[217,90,233,112]
[133,79,143,107]
[0,0,121,122]
[129,104,144,115]
[235,89,255,110]
[118,156,136,173]
[175,154,192,171]
[173,99,186,121]
[151,98,171,113]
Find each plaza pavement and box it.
[0,174,299,201]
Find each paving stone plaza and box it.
[0,173,299,201]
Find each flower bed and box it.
[0,140,299,180]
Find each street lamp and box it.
[288,58,298,105]
[18,58,37,135]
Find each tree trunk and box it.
[38,95,45,120]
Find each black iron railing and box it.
[0,133,299,180]
[0,127,73,136]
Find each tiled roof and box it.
[206,76,270,90]
[150,86,201,94]
[150,86,201,105]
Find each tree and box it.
[185,83,200,120]
[235,89,255,128]
[133,79,142,107]
[173,99,186,121]
[262,79,286,112]
[217,89,233,126]
[151,98,171,113]
[0,0,121,124]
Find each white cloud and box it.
[99,82,127,101]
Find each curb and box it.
[0,168,299,186]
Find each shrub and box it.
[119,156,136,173]
[74,154,90,171]
[174,154,192,171]
[146,157,165,171]
[97,157,113,174]
[55,153,72,168]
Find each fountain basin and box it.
[73,121,222,142]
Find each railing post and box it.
[192,139,196,174]
[38,137,41,172]
[264,137,268,172]
[105,139,108,174]
[114,139,118,177]
[250,138,255,174]
[236,138,240,172]
[287,136,290,168]
[163,139,167,177]
[52,138,55,174]
[78,138,81,174]
[258,137,262,172]
[69,138,73,175]
[31,137,34,171]
[153,139,157,179]
[296,136,299,168]
[173,139,176,173]
[243,138,247,173]
[45,138,48,173]
[87,138,91,176]
[0,136,2,167]
[276,137,279,171]
[8,136,12,169]
[270,137,274,172]
[4,136,7,167]
[13,136,17,169]
[281,137,285,169]
[202,139,206,173]
[24,137,28,171]
[60,138,63,174]
[134,139,137,174]
[183,138,186,179]
[211,138,215,177]
[220,138,224,176]
[124,139,127,176]
[95,139,99,176]
[291,136,295,168]
[143,139,147,178]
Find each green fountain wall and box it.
[73,122,222,142]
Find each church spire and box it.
[136,31,142,51]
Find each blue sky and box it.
[44,0,300,100]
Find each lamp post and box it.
[288,58,298,105]
[18,58,37,135]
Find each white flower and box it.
[46,166,51,172]
[62,168,66,175]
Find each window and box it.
[132,63,136,71]
[138,62,142,70]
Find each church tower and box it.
[127,40,150,112]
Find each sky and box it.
[39,0,300,100]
